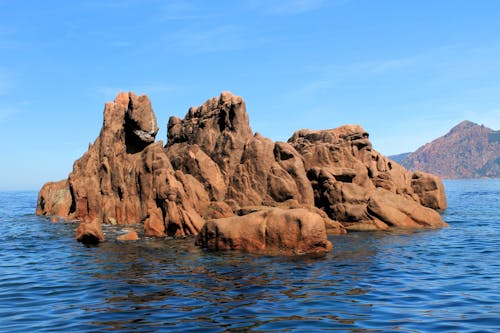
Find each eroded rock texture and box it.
[37,91,448,251]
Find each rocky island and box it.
[37,92,447,255]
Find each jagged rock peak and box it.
[167,91,251,147]
[166,91,253,178]
[449,120,477,133]
[126,92,159,143]
[101,92,159,154]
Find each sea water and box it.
[0,179,499,332]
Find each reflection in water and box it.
[78,232,384,332]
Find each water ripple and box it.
[0,180,499,332]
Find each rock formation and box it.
[398,120,500,178]
[37,91,448,253]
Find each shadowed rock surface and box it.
[37,91,448,253]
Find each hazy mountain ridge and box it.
[394,121,500,179]
[388,152,411,164]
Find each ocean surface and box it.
[0,179,499,332]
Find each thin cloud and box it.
[0,40,18,49]
[107,40,134,48]
[370,57,418,74]
[80,0,136,9]
[154,1,201,21]
[246,0,328,15]
[0,70,11,96]
[0,25,18,49]
[0,107,20,124]
[164,25,248,53]
[317,56,418,77]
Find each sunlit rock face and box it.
[37,91,447,252]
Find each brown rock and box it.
[227,134,314,206]
[367,188,448,229]
[64,92,159,227]
[195,208,333,255]
[36,180,73,218]
[201,201,234,220]
[75,219,104,244]
[167,91,252,178]
[117,229,139,241]
[143,201,166,237]
[411,171,447,210]
[167,144,226,201]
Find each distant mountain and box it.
[389,152,411,164]
[396,121,500,179]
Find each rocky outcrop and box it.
[411,171,447,210]
[399,120,500,178]
[288,127,447,231]
[195,208,333,255]
[37,180,73,218]
[37,91,448,252]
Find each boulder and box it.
[75,219,104,244]
[367,188,448,229]
[195,208,333,255]
[411,171,447,210]
[36,180,73,218]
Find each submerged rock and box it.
[117,229,140,241]
[37,91,448,254]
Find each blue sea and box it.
[0,179,499,332]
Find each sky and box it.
[1,0,500,190]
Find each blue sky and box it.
[1,0,500,190]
